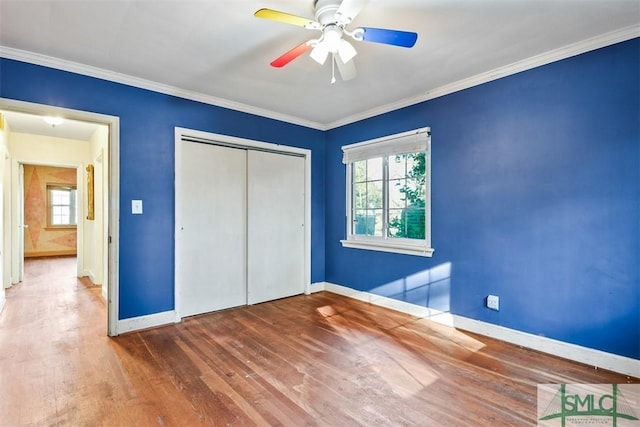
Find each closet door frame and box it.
[173,127,312,322]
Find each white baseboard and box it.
[310,282,328,294]
[319,282,640,378]
[0,290,5,314]
[117,310,177,335]
[82,269,96,284]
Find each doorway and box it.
[174,128,311,320]
[0,98,120,336]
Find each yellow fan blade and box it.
[254,8,320,29]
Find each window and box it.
[341,128,434,256]
[47,184,77,227]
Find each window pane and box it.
[389,179,407,209]
[48,185,77,226]
[388,209,403,237]
[52,190,69,205]
[353,161,367,183]
[387,152,426,240]
[354,210,376,235]
[372,210,384,236]
[366,158,383,181]
[366,181,383,208]
[353,182,367,209]
[389,207,425,239]
[389,154,407,180]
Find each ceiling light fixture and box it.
[255,0,418,83]
[43,116,64,127]
[310,24,357,66]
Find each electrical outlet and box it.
[486,295,500,311]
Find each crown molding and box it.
[0,46,325,131]
[2,24,638,132]
[325,25,640,129]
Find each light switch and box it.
[132,199,143,214]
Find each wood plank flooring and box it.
[0,257,637,426]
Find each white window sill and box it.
[340,239,435,257]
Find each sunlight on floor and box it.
[315,300,487,398]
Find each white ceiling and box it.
[1,110,101,141]
[0,0,639,132]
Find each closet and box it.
[175,132,307,319]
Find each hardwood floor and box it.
[0,257,637,426]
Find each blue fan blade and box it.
[360,27,418,48]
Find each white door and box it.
[17,163,24,283]
[247,151,305,305]
[0,149,4,298]
[175,142,247,318]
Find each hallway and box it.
[0,257,112,425]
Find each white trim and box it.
[2,26,637,131]
[0,290,5,314]
[341,127,430,164]
[116,310,178,335]
[341,238,435,257]
[325,25,640,129]
[0,98,120,337]
[82,268,97,284]
[0,46,324,131]
[309,282,328,294]
[318,282,640,378]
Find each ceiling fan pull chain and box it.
[331,54,337,84]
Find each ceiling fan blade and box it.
[270,42,312,68]
[254,8,320,29]
[357,27,418,48]
[335,54,357,81]
[335,0,367,25]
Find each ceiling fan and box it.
[255,0,418,83]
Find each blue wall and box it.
[2,38,637,359]
[325,39,639,359]
[0,59,326,319]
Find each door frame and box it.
[174,127,312,321]
[15,161,85,280]
[0,98,120,336]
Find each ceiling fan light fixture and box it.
[323,26,342,53]
[338,39,357,63]
[310,42,329,64]
[43,116,64,126]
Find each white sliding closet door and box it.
[247,150,305,305]
[176,142,247,318]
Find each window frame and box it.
[341,127,434,257]
[46,183,78,229]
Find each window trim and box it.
[46,183,78,228]
[340,127,434,257]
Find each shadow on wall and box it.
[370,262,452,313]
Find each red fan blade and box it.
[271,43,312,68]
